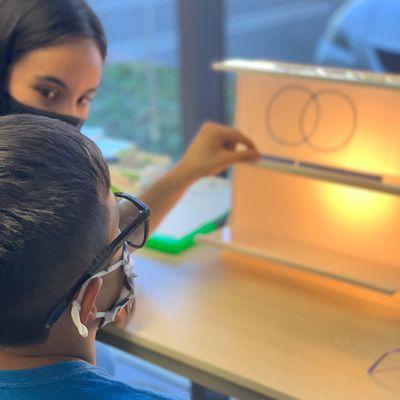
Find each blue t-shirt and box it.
[0,361,173,400]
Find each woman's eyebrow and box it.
[34,76,98,94]
[35,75,68,89]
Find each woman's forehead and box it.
[9,37,102,91]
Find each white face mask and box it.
[71,243,136,337]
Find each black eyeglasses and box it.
[44,193,150,329]
[368,348,400,374]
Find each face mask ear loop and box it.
[71,279,93,338]
[71,301,88,338]
[70,256,128,336]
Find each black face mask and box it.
[0,88,84,129]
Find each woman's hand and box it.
[176,121,261,181]
[132,122,260,235]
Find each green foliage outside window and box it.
[87,62,183,159]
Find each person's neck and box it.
[0,350,82,370]
[0,330,95,371]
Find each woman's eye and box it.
[37,87,59,100]
[79,95,94,106]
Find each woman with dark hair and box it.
[0,0,259,385]
[0,0,106,125]
[0,0,259,237]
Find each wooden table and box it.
[98,245,400,400]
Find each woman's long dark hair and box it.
[0,0,107,87]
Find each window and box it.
[84,0,358,190]
[85,0,182,161]
[225,0,346,64]
[223,0,347,123]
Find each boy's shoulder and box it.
[81,367,172,400]
[0,361,174,400]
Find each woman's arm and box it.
[114,122,260,326]
[119,122,260,234]
[118,161,193,234]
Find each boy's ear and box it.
[80,277,103,324]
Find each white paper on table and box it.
[153,176,231,239]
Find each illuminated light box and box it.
[199,60,400,295]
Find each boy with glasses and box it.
[0,114,170,399]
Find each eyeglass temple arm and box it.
[368,348,400,374]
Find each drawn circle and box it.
[266,85,320,146]
[265,85,357,152]
[299,89,357,152]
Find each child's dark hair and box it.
[0,0,107,87]
[0,114,110,346]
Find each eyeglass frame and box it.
[44,192,150,329]
[368,348,400,374]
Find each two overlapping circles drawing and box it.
[266,85,357,152]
